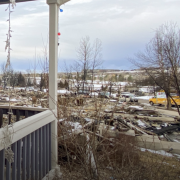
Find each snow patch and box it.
[135,96,154,100]
[140,148,173,157]
[129,106,143,110]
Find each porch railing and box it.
[0,105,48,127]
[0,109,57,180]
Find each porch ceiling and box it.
[0,0,36,5]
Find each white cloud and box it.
[0,0,180,71]
[68,0,93,5]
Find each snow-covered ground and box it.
[110,99,117,102]
[139,86,154,93]
[140,148,180,159]
[140,148,173,157]
[14,87,26,90]
[135,96,154,100]
[111,93,117,98]
[91,92,99,96]
[116,82,130,86]
[93,84,102,90]
[129,106,144,110]
[0,97,20,102]
[57,90,71,94]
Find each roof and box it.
[0,0,36,5]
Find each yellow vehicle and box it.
[149,92,180,106]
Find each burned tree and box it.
[26,69,33,87]
[17,72,26,87]
[63,61,72,91]
[1,62,9,89]
[10,71,18,89]
[1,63,17,89]
[76,36,103,92]
[73,61,82,93]
[39,35,49,90]
[40,73,46,91]
[108,81,116,96]
[76,36,92,91]
[131,23,180,111]
[91,38,103,84]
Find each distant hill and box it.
[93,69,120,73]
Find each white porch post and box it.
[46,0,70,169]
[47,0,59,169]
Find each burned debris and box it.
[56,92,180,157]
[56,93,180,180]
[0,85,180,179]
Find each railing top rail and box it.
[0,105,47,112]
[0,109,56,151]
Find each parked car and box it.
[121,92,131,97]
[98,92,110,98]
[119,94,138,102]
[78,90,90,95]
[129,94,138,102]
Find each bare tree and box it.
[76,36,92,91]
[40,73,46,91]
[131,22,180,111]
[10,70,18,89]
[108,81,116,96]
[1,63,16,89]
[1,62,8,89]
[72,61,82,93]
[31,48,37,88]
[160,24,180,94]
[63,61,72,91]
[76,36,103,92]
[38,35,49,90]
[91,38,103,84]
[26,69,33,87]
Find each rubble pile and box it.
[56,94,180,179]
[101,103,180,148]
[0,87,180,155]
[57,96,180,156]
[0,89,48,107]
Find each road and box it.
[138,99,149,104]
[137,98,179,116]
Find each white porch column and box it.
[46,0,70,169]
[47,0,59,169]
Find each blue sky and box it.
[0,0,180,72]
